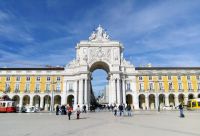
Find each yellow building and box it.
[1,26,200,111]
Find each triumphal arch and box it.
[63,25,138,109]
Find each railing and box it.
[147,89,155,92]
[34,90,40,93]
[178,89,184,92]
[55,90,61,93]
[14,89,20,93]
[188,89,194,92]
[68,89,74,92]
[24,90,30,93]
[126,89,132,92]
[139,89,145,92]
[45,90,51,93]
[168,89,175,92]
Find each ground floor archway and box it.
[149,94,155,110]
[23,95,30,106]
[33,95,40,108]
[67,95,74,107]
[159,94,165,108]
[44,95,51,111]
[12,95,20,106]
[188,94,194,99]
[169,94,175,106]
[198,94,200,98]
[178,94,185,104]
[138,94,145,110]
[126,94,133,105]
[54,95,61,109]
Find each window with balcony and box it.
[159,82,163,90]
[36,76,40,82]
[178,76,181,80]
[25,83,30,92]
[139,83,144,91]
[188,82,192,91]
[46,83,50,92]
[126,83,131,91]
[178,82,182,91]
[139,76,143,81]
[35,83,40,92]
[26,76,30,81]
[5,83,10,92]
[16,76,21,81]
[158,76,162,80]
[6,76,10,81]
[47,76,51,81]
[15,83,20,92]
[149,82,154,90]
[169,82,173,90]
[56,83,61,92]
[57,76,61,81]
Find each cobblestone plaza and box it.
[0,111,199,136]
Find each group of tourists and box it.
[55,104,82,120]
[113,104,133,117]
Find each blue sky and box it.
[1,0,200,93]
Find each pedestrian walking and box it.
[83,105,87,113]
[178,103,184,118]
[76,105,81,119]
[56,105,59,115]
[67,106,73,120]
[126,104,131,116]
[114,106,117,116]
[118,104,123,116]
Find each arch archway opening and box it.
[126,94,133,105]
[159,94,165,108]
[23,95,30,106]
[12,95,20,106]
[67,95,74,107]
[178,94,185,104]
[149,94,155,110]
[54,95,61,110]
[169,94,175,106]
[90,61,110,106]
[33,95,40,108]
[188,94,194,100]
[198,94,200,98]
[43,95,51,111]
[139,94,145,110]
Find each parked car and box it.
[21,106,39,113]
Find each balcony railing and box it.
[178,89,184,92]
[147,89,155,92]
[24,90,30,93]
[139,89,145,92]
[168,89,175,92]
[34,90,40,93]
[45,90,51,93]
[68,89,74,92]
[188,89,194,92]
[126,89,132,92]
[14,89,20,93]
[159,89,165,92]
[55,90,61,93]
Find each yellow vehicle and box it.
[187,99,200,110]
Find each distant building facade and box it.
[0,26,200,110]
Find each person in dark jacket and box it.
[178,103,184,118]
[56,105,59,115]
